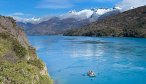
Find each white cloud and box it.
[6,12,41,23]
[37,0,74,9]
[8,12,32,17]
[116,0,146,11]
[13,16,41,23]
[9,12,25,16]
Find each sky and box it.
[0,0,121,17]
[0,0,146,18]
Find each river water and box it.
[28,36,146,84]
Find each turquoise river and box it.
[28,36,146,84]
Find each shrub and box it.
[27,59,44,70]
[13,42,27,58]
[0,33,10,39]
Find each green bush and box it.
[0,34,11,57]
[39,75,53,84]
[0,33,10,39]
[27,59,44,70]
[13,42,27,58]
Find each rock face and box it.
[0,16,53,84]
[64,6,146,38]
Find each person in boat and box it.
[87,70,96,77]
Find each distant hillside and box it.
[17,8,120,35]
[0,16,53,83]
[64,6,146,38]
[17,17,90,35]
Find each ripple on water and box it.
[28,36,146,84]
[113,63,145,71]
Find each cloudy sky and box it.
[0,0,146,18]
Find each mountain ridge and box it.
[17,8,120,35]
[64,6,146,38]
[16,7,121,23]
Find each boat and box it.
[87,71,96,77]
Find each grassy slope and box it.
[0,16,53,84]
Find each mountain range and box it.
[64,6,146,38]
[17,7,121,35]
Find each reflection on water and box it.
[70,43,104,58]
[28,36,146,84]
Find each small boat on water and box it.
[87,71,96,77]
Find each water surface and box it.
[28,36,146,84]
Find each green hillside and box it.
[64,6,146,38]
[0,16,53,84]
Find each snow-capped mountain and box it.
[89,7,121,22]
[60,9,94,20]
[15,7,122,23]
[64,5,146,37]
[13,17,41,24]
[16,7,122,35]
[58,7,121,21]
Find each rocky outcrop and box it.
[0,16,53,84]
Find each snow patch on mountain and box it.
[14,7,122,23]
[14,16,41,24]
[60,8,117,20]
[60,9,94,20]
